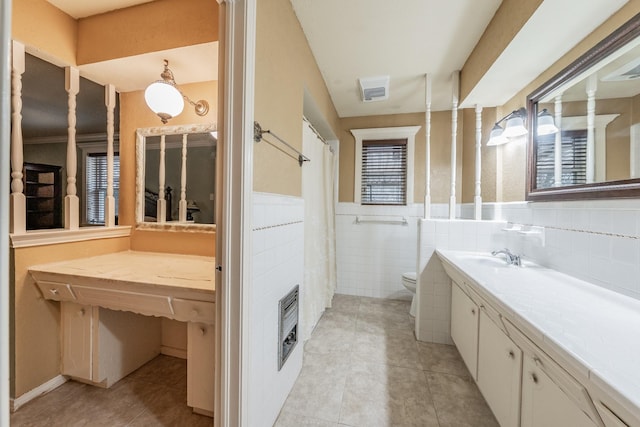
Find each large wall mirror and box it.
[527,13,640,200]
[136,123,217,231]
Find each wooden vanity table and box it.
[29,250,216,416]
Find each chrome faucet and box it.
[491,248,522,266]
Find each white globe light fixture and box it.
[145,80,184,124]
[144,60,209,124]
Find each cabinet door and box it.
[477,311,522,427]
[187,322,215,415]
[521,355,598,427]
[450,282,479,379]
[61,301,93,381]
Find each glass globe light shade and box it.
[502,114,528,138]
[144,81,184,123]
[537,109,559,135]
[486,124,509,146]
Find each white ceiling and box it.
[47,0,154,19]
[291,0,502,116]
[44,0,631,119]
[78,42,218,93]
[44,0,218,91]
[292,0,629,117]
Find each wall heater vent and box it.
[278,285,299,370]
[359,75,390,102]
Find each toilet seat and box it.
[401,272,417,316]
[402,272,416,282]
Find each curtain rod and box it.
[253,121,310,167]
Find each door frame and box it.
[1,0,12,425]
[215,0,255,426]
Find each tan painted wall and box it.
[12,0,77,66]
[77,0,218,65]
[119,81,218,257]
[460,0,543,102]
[464,1,640,202]
[11,238,130,396]
[461,108,499,203]
[10,0,218,397]
[338,112,463,204]
[254,0,340,196]
[546,98,633,182]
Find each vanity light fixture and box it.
[487,107,558,146]
[144,60,209,124]
[536,109,559,135]
[487,108,527,146]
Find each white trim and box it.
[216,0,256,426]
[80,143,120,226]
[1,0,12,422]
[351,126,420,205]
[10,375,68,412]
[631,123,640,178]
[327,139,340,207]
[160,346,187,359]
[562,114,619,183]
[10,225,131,248]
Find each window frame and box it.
[351,126,420,205]
[80,142,120,226]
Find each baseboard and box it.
[161,345,187,359]
[10,374,68,412]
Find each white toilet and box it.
[402,272,417,316]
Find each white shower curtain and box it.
[301,120,337,341]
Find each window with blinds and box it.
[361,139,407,205]
[536,130,587,188]
[86,153,120,224]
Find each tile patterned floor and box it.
[275,294,499,427]
[10,355,212,427]
[10,294,498,427]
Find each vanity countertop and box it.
[29,250,216,301]
[436,249,640,423]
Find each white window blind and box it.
[361,139,407,205]
[536,130,587,188]
[86,153,119,224]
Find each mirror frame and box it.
[135,122,217,232]
[526,12,640,201]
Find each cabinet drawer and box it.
[72,286,173,318]
[504,318,601,425]
[37,280,76,301]
[172,299,215,324]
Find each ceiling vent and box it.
[602,57,640,81]
[359,76,389,102]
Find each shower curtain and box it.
[301,120,337,341]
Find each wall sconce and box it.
[144,60,209,124]
[536,109,559,135]
[487,107,558,146]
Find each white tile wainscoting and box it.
[414,200,640,345]
[251,193,305,427]
[335,203,435,299]
[467,201,640,301]
[415,219,507,344]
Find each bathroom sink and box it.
[452,252,537,269]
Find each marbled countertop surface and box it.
[29,250,216,295]
[437,249,640,422]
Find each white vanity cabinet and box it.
[187,322,215,416]
[61,301,162,387]
[521,354,598,427]
[477,310,522,427]
[30,251,217,416]
[450,281,479,379]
